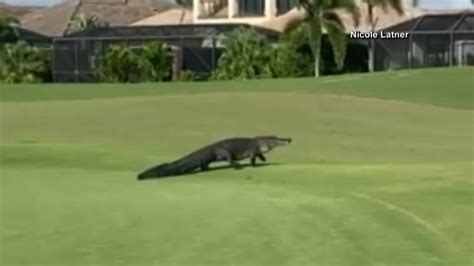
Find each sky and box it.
[1,0,473,9]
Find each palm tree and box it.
[295,0,361,77]
[66,13,109,35]
[363,0,404,72]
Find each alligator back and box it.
[137,137,262,180]
[137,142,218,179]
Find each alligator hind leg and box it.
[231,162,243,169]
[201,164,209,171]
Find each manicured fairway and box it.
[1,67,473,266]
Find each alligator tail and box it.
[137,157,199,180]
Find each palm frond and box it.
[363,0,404,16]
[323,10,345,28]
[295,0,315,17]
[388,0,404,15]
[364,0,389,12]
[329,0,361,27]
[66,13,109,35]
[322,19,346,69]
[282,15,308,35]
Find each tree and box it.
[211,27,275,80]
[295,0,361,77]
[0,41,49,83]
[66,13,109,35]
[363,0,404,72]
[0,10,20,43]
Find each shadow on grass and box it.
[137,162,282,181]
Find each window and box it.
[238,0,265,16]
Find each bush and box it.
[272,17,367,77]
[98,41,171,83]
[271,23,314,78]
[98,44,140,82]
[177,70,198,82]
[138,42,172,82]
[211,27,275,80]
[0,42,49,83]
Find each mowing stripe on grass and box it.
[349,192,442,237]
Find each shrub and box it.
[177,70,198,82]
[211,27,275,80]
[272,19,367,77]
[271,22,314,78]
[99,44,140,82]
[0,42,49,83]
[138,42,172,82]
[99,41,171,83]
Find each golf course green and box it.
[1,67,473,266]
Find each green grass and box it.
[1,67,473,266]
[1,67,473,109]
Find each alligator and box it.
[137,136,292,180]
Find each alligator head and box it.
[254,135,292,153]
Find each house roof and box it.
[130,7,194,26]
[20,0,78,37]
[60,23,280,40]
[19,0,178,37]
[383,10,474,32]
[0,3,44,19]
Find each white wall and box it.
[193,0,277,24]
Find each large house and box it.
[14,0,428,35]
[132,0,424,32]
[193,0,416,24]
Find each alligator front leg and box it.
[250,155,257,166]
[250,151,266,166]
[216,148,241,169]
